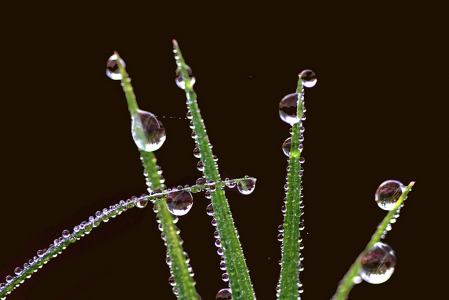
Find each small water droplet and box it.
[299,157,305,164]
[193,147,201,158]
[196,177,206,186]
[279,93,300,125]
[62,230,70,238]
[175,66,196,90]
[353,275,362,284]
[216,288,232,300]
[14,267,22,276]
[168,275,176,286]
[136,194,148,208]
[299,69,317,88]
[375,180,405,211]
[132,110,166,152]
[205,190,211,199]
[217,248,223,255]
[106,53,125,80]
[282,137,292,156]
[237,179,256,195]
[221,273,229,282]
[166,191,194,216]
[5,276,13,283]
[206,203,214,216]
[197,161,204,171]
[359,242,396,284]
[219,260,227,271]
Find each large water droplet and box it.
[359,242,396,284]
[299,69,317,88]
[106,54,125,80]
[175,67,196,89]
[279,93,300,125]
[166,191,194,216]
[132,110,166,152]
[375,180,405,211]
[237,179,256,195]
[216,288,232,300]
[282,137,292,156]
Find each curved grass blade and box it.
[332,181,415,300]
[173,40,256,300]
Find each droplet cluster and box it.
[0,195,147,296]
[277,70,315,299]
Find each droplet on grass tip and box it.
[216,288,232,299]
[359,242,396,284]
[375,180,405,211]
[166,190,194,216]
[131,110,166,152]
[299,69,317,88]
[279,93,300,125]
[237,179,256,195]
[106,53,125,80]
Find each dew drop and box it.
[299,69,317,88]
[136,194,148,209]
[197,161,204,171]
[5,276,13,283]
[216,288,232,300]
[132,110,166,152]
[359,242,396,284]
[237,179,256,195]
[299,157,305,164]
[279,93,300,125]
[106,53,125,80]
[175,66,196,90]
[193,147,201,158]
[168,275,176,286]
[62,230,70,238]
[219,260,227,271]
[206,203,215,216]
[375,180,405,211]
[14,267,22,276]
[166,191,194,216]
[282,137,292,156]
[196,177,207,186]
[221,273,229,282]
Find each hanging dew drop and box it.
[131,109,166,152]
[279,93,300,125]
[175,66,196,90]
[237,179,256,195]
[299,69,317,88]
[282,137,292,156]
[166,190,194,216]
[216,288,232,300]
[359,242,396,284]
[106,53,125,80]
[375,180,405,211]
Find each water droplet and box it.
[359,242,396,284]
[226,180,236,188]
[353,275,362,284]
[299,157,305,164]
[193,147,201,158]
[217,248,223,255]
[14,267,22,276]
[132,110,166,152]
[375,180,405,211]
[219,260,227,271]
[196,177,206,186]
[279,93,300,125]
[175,66,196,90]
[106,53,125,80]
[282,137,292,156]
[168,275,176,286]
[5,276,13,283]
[136,194,148,208]
[237,179,256,195]
[299,69,317,88]
[221,273,229,282]
[197,161,204,171]
[206,203,214,216]
[166,191,194,216]
[216,288,232,300]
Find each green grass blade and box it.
[173,40,255,300]
[278,80,305,300]
[116,54,198,300]
[332,181,415,300]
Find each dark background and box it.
[0,3,447,300]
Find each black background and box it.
[0,3,447,300]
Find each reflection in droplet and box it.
[166,191,194,216]
[237,179,256,195]
[106,53,125,80]
[359,242,396,284]
[375,180,405,211]
[216,288,232,300]
[299,69,317,88]
[132,110,166,152]
[282,137,292,156]
[279,93,300,125]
